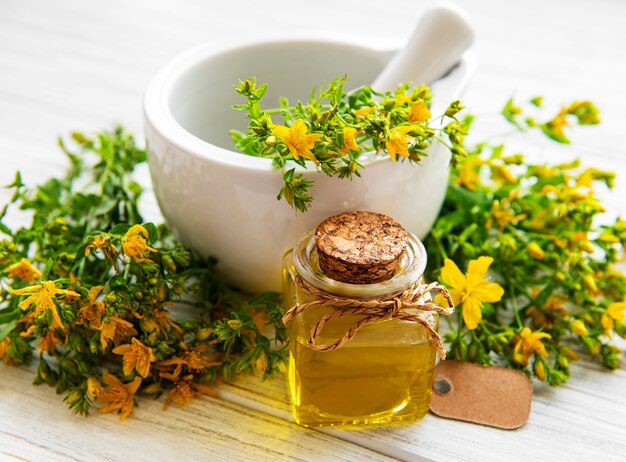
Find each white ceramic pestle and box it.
[372,2,474,91]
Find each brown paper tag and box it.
[429,360,532,430]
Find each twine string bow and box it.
[282,276,455,359]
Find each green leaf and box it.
[109,223,131,235]
[0,221,11,236]
[254,84,267,99]
[0,307,18,325]
[143,222,158,244]
[43,258,54,280]
[0,320,16,341]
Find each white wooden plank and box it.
[0,365,396,462]
[217,363,626,461]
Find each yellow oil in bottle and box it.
[283,250,437,427]
[288,334,435,426]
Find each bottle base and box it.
[291,398,431,428]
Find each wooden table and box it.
[1,1,625,460]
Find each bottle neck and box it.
[293,229,427,299]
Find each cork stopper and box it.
[314,211,408,284]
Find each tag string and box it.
[282,276,455,359]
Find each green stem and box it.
[431,230,449,260]
[508,283,524,328]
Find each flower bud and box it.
[527,242,545,260]
[318,111,332,125]
[467,343,478,361]
[533,360,546,381]
[141,383,162,394]
[196,328,213,341]
[265,135,277,147]
[283,188,294,206]
[162,255,176,273]
[227,319,242,330]
[384,100,396,111]
[255,351,268,375]
[570,319,589,336]
[143,319,159,333]
[445,100,464,118]
[87,376,101,397]
[65,390,82,406]
[561,346,579,361]
[581,241,595,253]
[451,145,468,158]
[582,274,598,294]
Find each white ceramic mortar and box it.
[144,36,475,292]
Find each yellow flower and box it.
[440,256,504,330]
[272,119,323,164]
[97,372,141,420]
[386,125,417,161]
[77,285,106,329]
[339,127,360,155]
[527,292,567,328]
[576,167,601,188]
[527,242,545,260]
[99,316,138,348]
[455,156,483,191]
[182,349,221,371]
[9,281,79,328]
[601,302,626,335]
[113,338,156,378]
[486,199,527,231]
[0,337,11,364]
[157,347,221,381]
[569,231,595,254]
[354,106,375,121]
[4,259,42,283]
[394,93,411,105]
[85,235,109,256]
[122,225,157,263]
[85,235,119,269]
[490,164,517,184]
[38,329,61,353]
[513,327,551,366]
[163,375,217,410]
[570,319,589,336]
[408,100,431,123]
[546,109,570,138]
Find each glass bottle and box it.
[282,211,444,427]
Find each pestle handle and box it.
[372,2,474,91]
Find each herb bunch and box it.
[0,88,621,423]
[425,98,626,385]
[0,127,287,419]
[231,76,467,212]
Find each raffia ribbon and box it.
[282,276,455,359]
